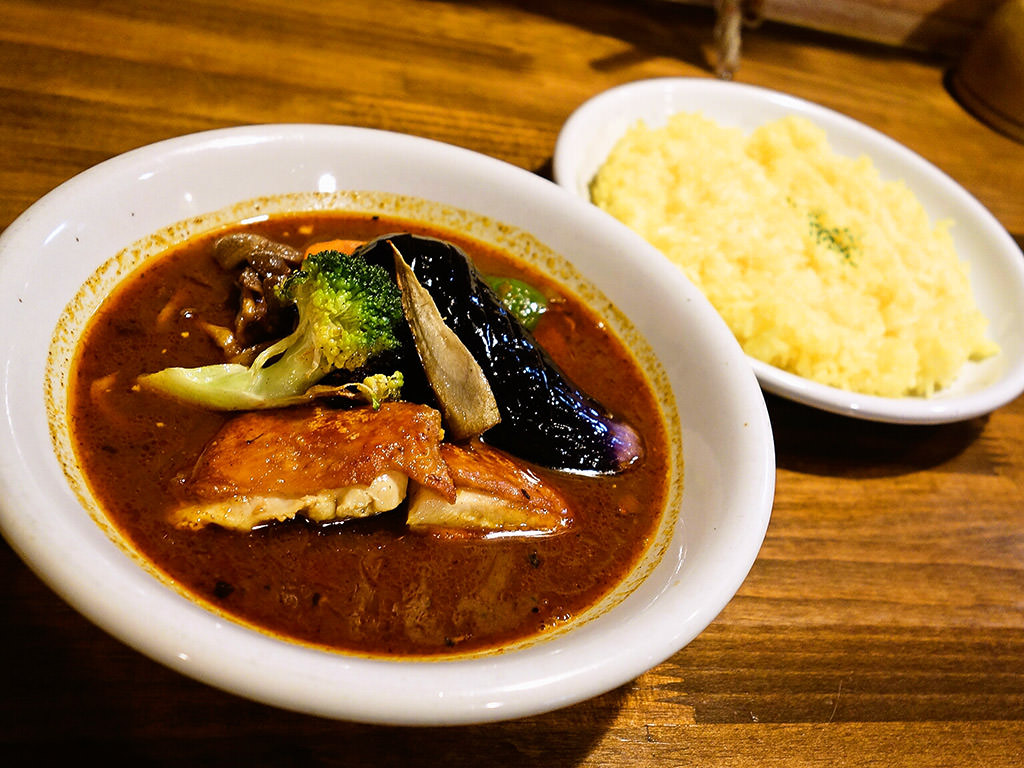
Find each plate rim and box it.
[0,122,775,724]
[553,76,1024,424]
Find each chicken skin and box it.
[171,402,571,536]
[407,441,571,535]
[172,402,453,530]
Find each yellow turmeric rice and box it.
[589,113,997,397]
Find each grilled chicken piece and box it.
[407,442,571,535]
[172,402,454,530]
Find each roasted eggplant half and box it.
[357,234,643,474]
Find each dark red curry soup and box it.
[69,212,670,657]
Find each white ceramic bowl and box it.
[554,77,1024,424]
[0,125,774,725]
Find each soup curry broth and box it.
[68,213,671,657]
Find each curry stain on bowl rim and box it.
[45,189,686,660]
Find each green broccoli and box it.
[345,370,405,409]
[138,249,405,410]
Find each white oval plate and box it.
[553,77,1024,424]
[0,125,775,725]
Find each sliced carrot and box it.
[303,239,365,259]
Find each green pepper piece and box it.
[485,276,548,331]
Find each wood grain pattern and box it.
[1,1,1023,765]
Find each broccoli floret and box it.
[348,371,405,409]
[278,249,404,370]
[138,249,405,410]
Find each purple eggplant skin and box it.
[355,234,644,475]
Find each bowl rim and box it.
[553,76,1024,425]
[0,123,775,724]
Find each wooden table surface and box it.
[2,1,1023,765]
